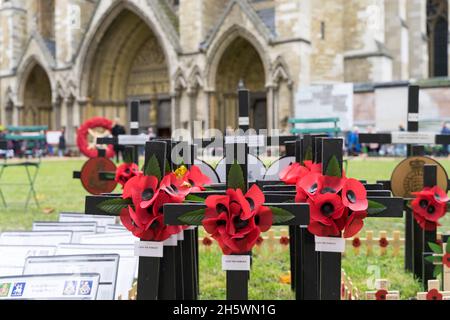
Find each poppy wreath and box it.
[177,161,296,255]
[115,163,141,188]
[293,156,386,238]
[425,239,450,278]
[76,117,115,158]
[96,156,212,241]
[411,186,449,231]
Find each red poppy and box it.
[342,179,368,212]
[160,173,191,203]
[375,289,388,300]
[280,236,290,246]
[379,238,389,248]
[185,165,211,191]
[115,163,141,187]
[279,162,310,185]
[123,175,160,209]
[202,237,213,246]
[436,239,443,246]
[426,289,443,300]
[303,161,322,173]
[256,236,264,246]
[411,187,448,231]
[202,186,272,255]
[318,175,346,195]
[343,211,367,238]
[443,253,450,268]
[352,237,361,248]
[309,193,346,225]
[297,172,322,198]
[308,220,341,238]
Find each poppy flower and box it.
[318,175,346,195]
[185,165,211,191]
[297,172,322,198]
[279,163,309,185]
[123,175,160,209]
[411,187,448,231]
[159,173,191,203]
[375,289,388,300]
[426,289,443,300]
[202,237,213,246]
[308,219,341,237]
[343,211,367,238]
[309,193,346,225]
[202,186,271,255]
[379,238,389,248]
[443,253,450,268]
[115,163,141,187]
[413,213,440,231]
[342,179,368,212]
[303,161,322,173]
[280,236,290,246]
[352,237,361,248]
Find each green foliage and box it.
[428,242,443,254]
[325,155,341,178]
[144,154,162,181]
[269,207,295,225]
[367,200,387,216]
[97,198,133,215]
[178,209,206,225]
[227,161,246,191]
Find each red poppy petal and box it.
[343,214,365,238]
[308,220,340,237]
[256,206,273,232]
[245,184,265,214]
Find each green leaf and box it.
[144,154,162,181]
[424,255,441,264]
[325,155,342,178]
[165,160,171,174]
[178,209,206,225]
[433,266,443,278]
[446,240,450,254]
[185,194,206,203]
[428,242,444,254]
[406,200,412,210]
[269,206,295,225]
[303,145,313,162]
[227,161,246,191]
[96,198,133,215]
[123,149,133,164]
[367,200,387,215]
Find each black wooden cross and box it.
[261,135,404,300]
[358,85,450,276]
[163,142,310,300]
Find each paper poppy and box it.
[297,172,322,198]
[343,211,367,238]
[309,193,346,225]
[279,236,290,246]
[185,165,211,191]
[352,237,361,248]
[411,186,448,231]
[379,238,389,248]
[375,289,388,300]
[279,163,309,185]
[342,179,368,212]
[160,172,191,203]
[318,175,346,195]
[443,253,450,268]
[413,213,440,231]
[426,289,443,300]
[123,175,160,209]
[303,160,322,173]
[308,220,341,237]
[115,163,141,187]
[202,186,271,255]
[202,237,213,246]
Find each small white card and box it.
[134,241,163,258]
[177,231,184,241]
[315,236,346,253]
[163,235,178,247]
[391,132,436,145]
[407,113,419,122]
[222,255,251,271]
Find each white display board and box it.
[55,244,137,300]
[59,213,117,233]
[23,254,119,300]
[79,232,136,245]
[0,273,100,300]
[0,245,56,277]
[216,154,266,183]
[0,232,73,246]
[32,222,97,243]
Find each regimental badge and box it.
[63,281,77,296]
[11,283,26,297]
[78,280,93,296]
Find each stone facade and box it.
[0,0,435,146]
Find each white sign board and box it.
[46,131,62,145]
[59,213,117,233]
[0,245,56,277]
[0,232,73,246]
[0,274,100,300]
[23,254,119,300]
[104,225,127,233]
[79,232,136,245]
[295,83,354,131]
[55,244,137,300]
[32,222,97,243]
[390,132,437,145]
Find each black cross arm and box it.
[359,133,392,144]
[73,171,81,179]
[367,197,404,218]
[97,137,117,145]
[164,203,309,226]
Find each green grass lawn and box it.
[0,157,449,300]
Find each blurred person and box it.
[365,126,380,156]
[58,128,66,157]
[441,122,450,156]
[346,126,361,156]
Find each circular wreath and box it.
[77,117,115,159]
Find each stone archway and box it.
[85,9,171,136]
[212,37,267,131]
[21,63,53,128]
